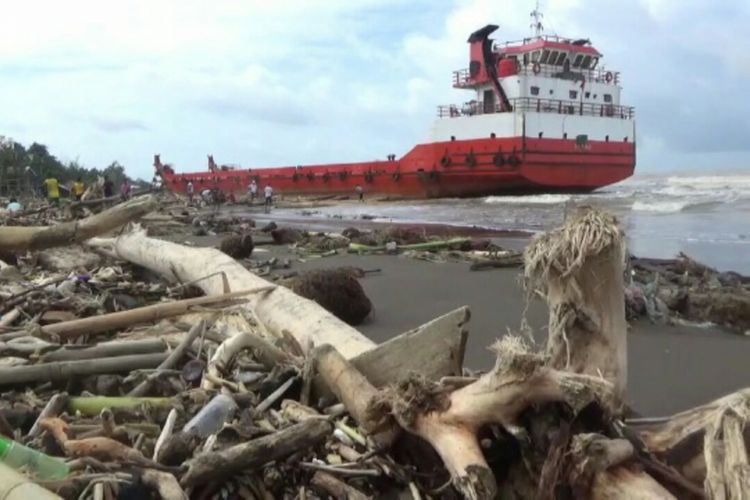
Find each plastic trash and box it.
[0,436,69,480]
[182,394,238,438]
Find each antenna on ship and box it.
[530,0,544,38]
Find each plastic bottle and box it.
[0,436,69,480]
[182,394,238,438]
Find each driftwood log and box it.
[0,195,156,253]
[88,228,468,386]
[181,418,332,486]
[88,226,374,358]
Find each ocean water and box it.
[275,171,750,274]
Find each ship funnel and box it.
[467,24,498,43]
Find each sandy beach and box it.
[182,208,750,417]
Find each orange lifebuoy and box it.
[532,62,541,75]
[605,71,613,83]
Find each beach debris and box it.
[285,268,373,325]
[270,227,303,245]
[629,253,750,333]
[218,234,254,259]
[0,201,746,499]
[0,195,156,253]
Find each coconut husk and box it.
[286,268,372,325]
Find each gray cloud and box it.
[88,116,148,133]
[196,95,315,127]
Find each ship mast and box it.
[530,0,544,38]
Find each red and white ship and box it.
[156,16,635,199]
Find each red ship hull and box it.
[158,136,634,199]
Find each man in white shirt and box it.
[263,184,273,213]
[248,180,258,204]
[187,181,195,204]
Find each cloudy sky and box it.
[0,0,748,180]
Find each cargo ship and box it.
[156,16,635,199]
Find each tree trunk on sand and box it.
[524,208,628,407]
[0,196,156,253]
[87,226,376,358]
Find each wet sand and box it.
[284,251,750,416]
[181,205,750,416]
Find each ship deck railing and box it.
[453,64,620,88]
[437,98,635,119]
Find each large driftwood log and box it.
[0,196,156,253]
[524,208,628,407]
[88,227,374,358]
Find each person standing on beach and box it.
[43,175,60,206]
[103,177,114,198]
[248,179,258,204]
[355,185,364,202]
[72,177,86,201]
[187,181,195,204]
[6,198,23,212]
[263,184,273,213]
[120,180,132,201]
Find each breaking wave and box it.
[631,200,691,213]
[484,194,571,205]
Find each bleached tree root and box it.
[638,389,750,497]
[569,433,676,499]
[382,337,615,499]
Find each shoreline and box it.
[177,205,750,417]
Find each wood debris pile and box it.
[0,198,746,499]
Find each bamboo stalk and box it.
[128,321,205,397]
[68,397,174,416]
[41,339,166,363]
[0,353,169,386]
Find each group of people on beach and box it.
[36,175,127,206]
[184,178,365,212]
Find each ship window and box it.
[531,50,541,62]
[585,91,591,98]
[522,53,529,66]
[581,55,592,69]
[549,89,554,95]
[539,50,550,64]
[530,86,540,96]
[590,57,599,69]
[555,52,567,66]
[573,54,584,67]
[547,51,559,64]
[603,93,613,103]
[569,90,578,99]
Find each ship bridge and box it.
[432,22,635,146]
